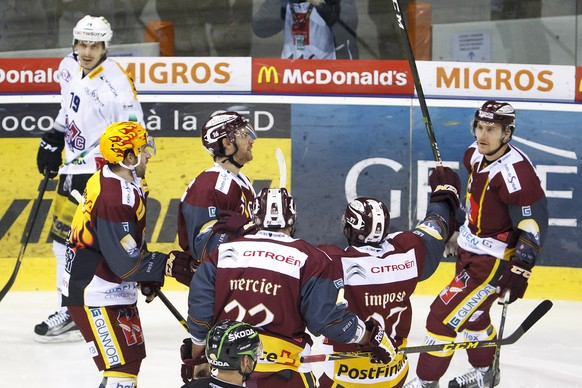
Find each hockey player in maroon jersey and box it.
[316,166,462,388]
[62,122,195,388]
[177,111,258,262]
[34,15,145,343]
[405,101,549,388]
[181,188,399,388]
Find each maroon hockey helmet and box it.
[342,197,390,246]
[201,111,256,157]
[471,100,516,139]
[252,188,296,230]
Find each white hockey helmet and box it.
[253,188,296,230]
[73,15,113,48]
[342,197,390,246]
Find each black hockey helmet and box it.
[342,197,390,247]
[471,100,516,141]
[201,111,256,157]
[252,188,296,230]
[205,320,262,374]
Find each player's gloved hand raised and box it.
[165,250,199,286]
[363,319,398,364]
[428,166,461,211]
[37,129,65,178]
[180,338,209,383]
[212,210,258,239]
[496,259,532,304]
[139,281,162,303]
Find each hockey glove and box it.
[180,338,209,383]
[212,209,258,239]
[496,259,533,304]
[363,319,397,364]
[165,250,199,286]
[139,281,162,303]
[428,166,461,212]
[37,129,65,178]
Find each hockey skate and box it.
[448,366,500,388]
[403,377,439,388]
[34,310,83,343]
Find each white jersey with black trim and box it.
[56,53,144,175]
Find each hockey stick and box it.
[391,0,442,165]
[300,299,552,363]
[0,172,51,302]
[153,289,189,332]
[275,147,287,189]
[490,292,510,388]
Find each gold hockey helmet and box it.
[100,121,154,167]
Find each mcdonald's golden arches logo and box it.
[258,66,279,84]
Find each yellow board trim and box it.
[1,259,578,300]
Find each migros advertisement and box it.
[0,57,251,94]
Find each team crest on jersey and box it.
[60,68,71,82]
[66,120,87,151]
[439,270,470,304]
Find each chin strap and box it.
[221,143,244,168]
[226,155,244,169]
[484,130,512,157]
[118,154,142,177]
[485,143,506,157]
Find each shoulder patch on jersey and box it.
[120,180,136,207]
[208,206,216,218]
[215,170,233,194]
[333,278,344,289]
[500,163,521,193]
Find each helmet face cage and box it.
[205,320,262,372]
[73,15,113,49]
[252,188,296,229]
[342,197,390,246]
[471,100,516,139]
[100,122,154,166]
[201,111,256,157]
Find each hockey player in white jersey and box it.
[34,15,144,342]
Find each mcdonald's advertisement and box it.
[1,96,581,300]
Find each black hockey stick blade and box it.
[300,300,553,363]
[404,299,552,354]
[502,299,553,343]
[0,173,51,302]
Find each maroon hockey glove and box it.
[165,250,199,286]
[180,338,208,383]
[37,130,65,178]
[428,166,461,211]
[363,319,398,364]
[139,281,162,303]
[496,259,533,304]
[212,210,257,238]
